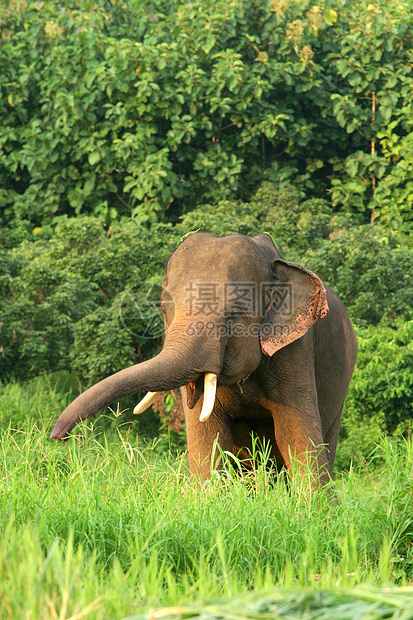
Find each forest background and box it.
[1,0,412,470]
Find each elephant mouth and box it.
[187,378,203,409]
[187,366,252,411]
[134,371,218,423]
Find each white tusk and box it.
[199,373,217,422]
[133,391,160,415]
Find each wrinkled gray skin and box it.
[51,233,358,485]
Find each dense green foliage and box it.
[2,416,413,617]
[0,217,174,381]
[1,0,413,232]
[336,321,413,469]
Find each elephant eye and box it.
[226,311,239,321]
[226,307,244,318]
[160,291,175,322]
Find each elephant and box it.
[50,232,358,485]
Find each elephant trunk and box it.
[49,345,203,440]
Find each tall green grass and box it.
[1,378,413,618]
[1,422,413,619]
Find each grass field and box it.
[1,379,413,619]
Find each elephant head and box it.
[50,232,328,440]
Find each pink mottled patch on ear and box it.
[315,281,329,320]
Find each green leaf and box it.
[324,9,337,26]
[347,159,359,178]
[88,151,101,166]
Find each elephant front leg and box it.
[182,388,234,483]
[263,336,332,488]
[185,411,234,483]
[272,405,332,488]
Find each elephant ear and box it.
[260,259,329,356]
